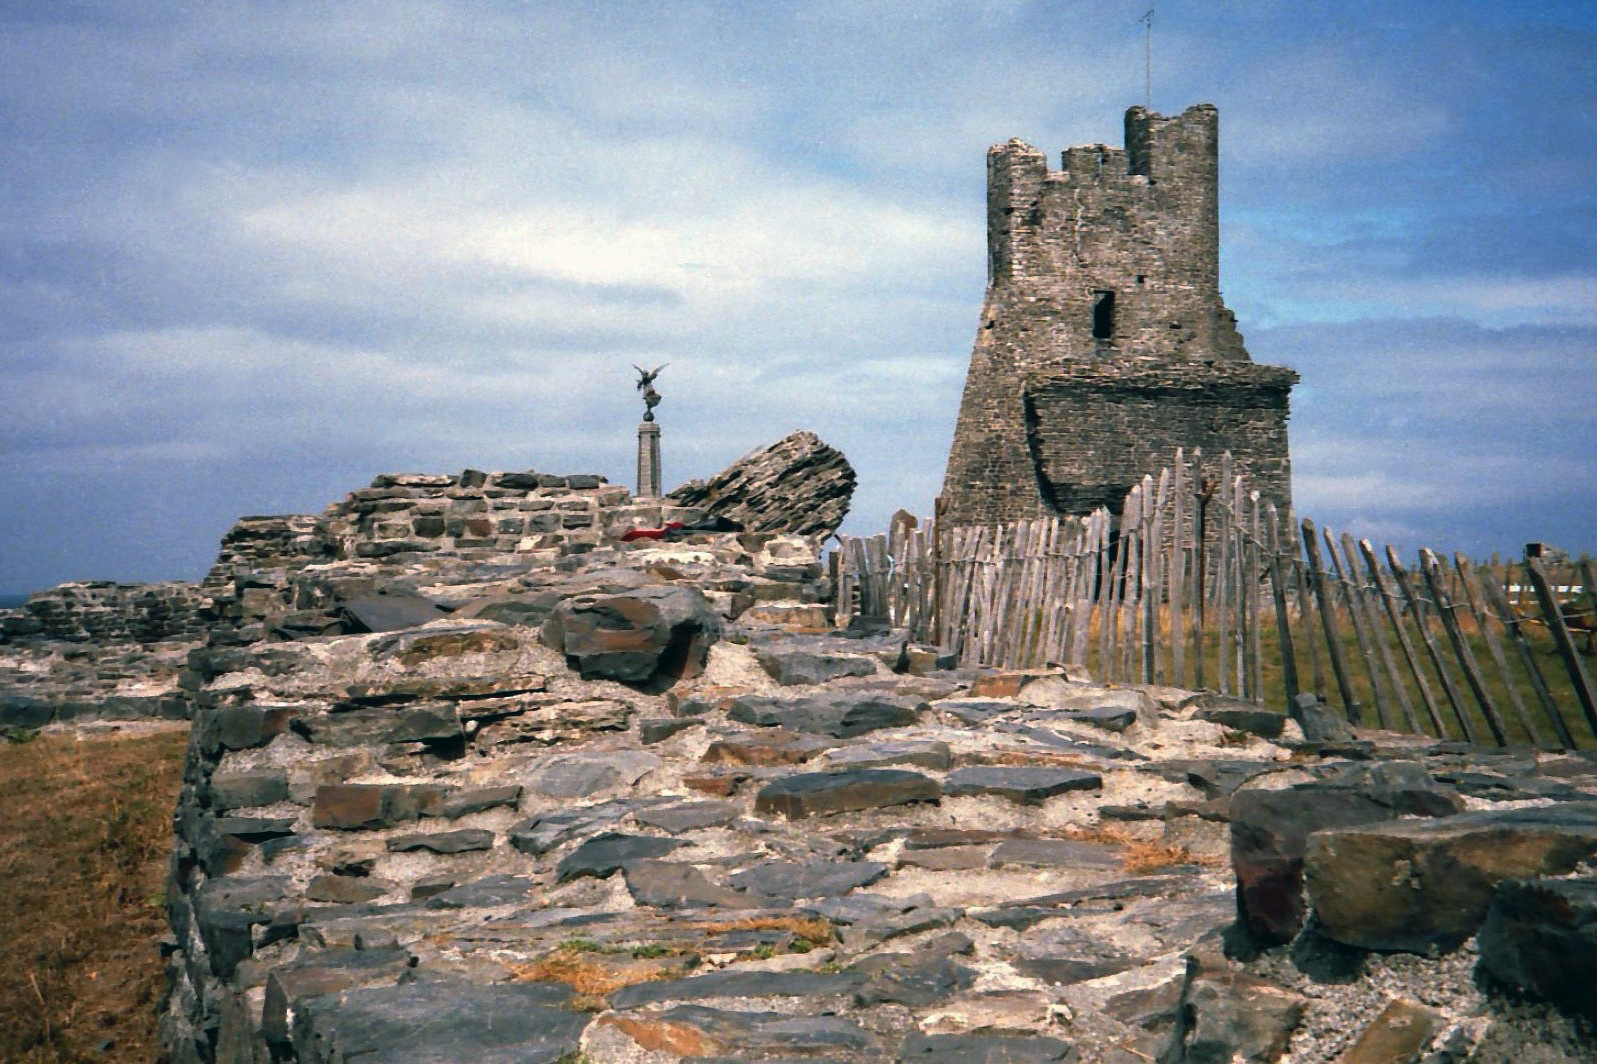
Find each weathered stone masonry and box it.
[942,103,1298,528]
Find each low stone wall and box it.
[203,471,721,634]
[0,580,216,645]
[157,525,1597,1062]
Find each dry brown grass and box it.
[1061,823,1224,873]
[0,726,189,1063]
[507,939,695,1009]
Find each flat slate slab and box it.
[289,980,583,1064]
[633,799,741,833]
[750,639,880,686]
[943,766,1102,805]
[555,831,689,882]
[522,750,661,798]
[622,860,757,910]
[729,690,923,738]
[934,698,1022,725]
[754,768,941,819]
[508,798,665,855]
[729,859,890,901]
[423,874,539,910]
[989,837,1121,870]
[384,828,494,854]
[820,739,954,772]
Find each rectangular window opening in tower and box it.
[1092,290,1116,341]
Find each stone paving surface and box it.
[13,470,1588,1062]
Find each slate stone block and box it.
[854,952,977,1006]
[261,946,413,1046]
[422,874,539,910]
[1229,763,1465,945]
[1163,948,1306,1064]
[382,702,461,743]
[508,800,645,855]
[729,859,889,901]
[195,876,293,979]
[624,861,757,910]
[640,716,701,744]
[702,732,831,766]
[754,768,941,819]
[632,799,740,833]
[0,695,54,728]
[1335,999,1442,1064]
[440,784,522,818]
[523,750,661,798]
[555,832,688,882]
[1189,695,1286,739]
[1477,876,1597,1021]
[305,875,392,904]
[821,739,954,772]
[208,770,289,811]
[944,766,1102,805]
[751,641,879,686]
[213,704,296,751]
[385,828,495,854]
[990,837,1121,870]
[1305,802,1597,953]
[290,981,582,1064]
[311,783,445,830]
[541,585,721,686]
[729,690,923,738]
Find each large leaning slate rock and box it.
[541,585,721,687]
[667,430,857,538]
[1477,876,1597,1021]
[1305,801,1597,953]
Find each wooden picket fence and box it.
[835,449,1597,750]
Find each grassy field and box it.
[0,726,189,1063]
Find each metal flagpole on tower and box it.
[1141,7,1154,109]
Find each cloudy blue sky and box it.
[2,1,1594,595]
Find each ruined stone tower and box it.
[941,103,1297,527]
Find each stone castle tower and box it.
[941,103,1297,527]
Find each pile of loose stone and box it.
[158,522,1597,1062]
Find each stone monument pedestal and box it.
[636,418,661,498]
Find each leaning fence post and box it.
[1302,518,1360,721]
[1264,503,1298,705]
[1316,525,1385,728]
[1387,546,1476,743]
[1421,548,1508,746]
[1525,554,1597,743]
[1455,553,1542,747]
[1347,532,1418,734]
[1360,540,1446,738]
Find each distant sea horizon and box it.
[0,593,29,610]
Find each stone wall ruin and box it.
[942,103,1298,528]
